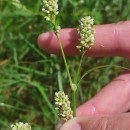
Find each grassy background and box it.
[0,0,130,129]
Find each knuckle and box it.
[112,22,120,54]
[94,117,110,130]
[112,21,125,55]
[113,21,130,57]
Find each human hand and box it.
[38,21,130,130]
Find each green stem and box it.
[72,91,76,117]
[56,31,78,117]
[55,32,73,89]
[73,52,85,117]
[77,65,130,85]
[75,52,85,84]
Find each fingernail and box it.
[41,32,50,38]
[56,119,66,130]
[60,119,81,130]
[38,32,49,44]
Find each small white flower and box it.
[77,16,95,53]
[55,26,61,34]
[79,0,85,4]
[10,122,31,130]
[42,0,59,23]
[55,91,73,121]
[12,0,26,10]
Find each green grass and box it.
[0,0,130,129]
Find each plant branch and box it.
[75,52,85,84]
[77,65,130,85]
[55,32,73,89]
[72,91,76,117]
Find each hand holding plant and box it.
[2,0,130,129]
[38,4,130,129]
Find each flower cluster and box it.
[55,25,61,34]
[77,16,94,53]
[55,91,73,121]
[79,0,85,4]
[12,0,26,10]
[42,0,59,23]
[10,122,31,130]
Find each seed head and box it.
[10,122,31,130]
[42,0,59,23]
[77,16,94,53]
[12,0,26,10]
[55,91,73,121]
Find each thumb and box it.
[59,113,130,130]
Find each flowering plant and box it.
[41,0,94,121]
[11,0,94,125]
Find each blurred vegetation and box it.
[0,0,130,129]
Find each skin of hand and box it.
[38,21,130,130]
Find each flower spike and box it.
[42,0,59,24]
[77,16,95,53]
[10,122,31,130]
[55,91,73,121]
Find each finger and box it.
[59,113,130,130]
[56,119,66,130]
[38,21,130,58]
[77,71,130,116]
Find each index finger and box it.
[38,21,130,58]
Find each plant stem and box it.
[72,91,76,117]
[55,32,73,88]
[56,31,78,117]
[77,64,130,85]
[72,52,85,117]
[75,52,85,84]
